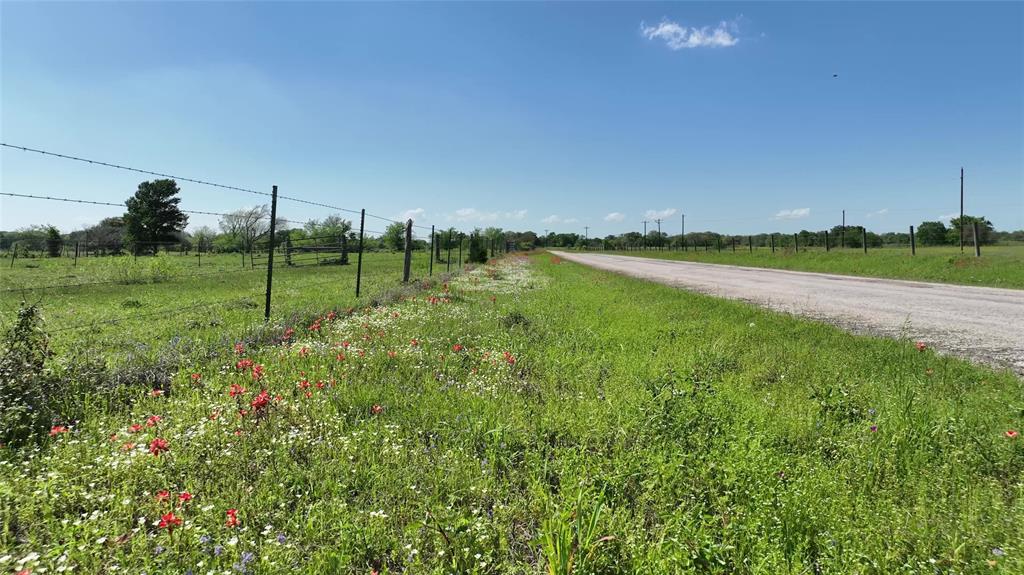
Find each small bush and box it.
[0,304,58,446]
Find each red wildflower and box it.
[358,350,365,357]
[251,389,270,411]
[109,433,118,442]
[452,344,464,352]
[251,364,265,380]
[336,353,346,361]
[158,511,182,532]
[304,391,313,399]
[225,508,240,528]
[234,343,245,355]
[1007,430,1019,439]
[283,327,295,340]
[146,415,162,427]
[298,379,311,390]
[236,358,254,370]
[49,425,68,436]
[370,404,384,415]
[915,341,927,352]
[309,320,321,331]
[503,351,516,365]
[121,442,136,452]
[178,491,193,504]
[387,351,397,358]
[342,341,351,348]
[210,411,220,421]
[327,311,337,321]
[410,338,418,346]
[191,373,202,382]
[316,381,325,389]
[149,437,169,456]
[128,423,143,433]
[155,490,171,502]
[229,384,247,398]
[299,347,309,357]
[150,389,164,397]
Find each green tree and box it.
[383,221,406,252]
[124,179,188,254]
[916,221,948,246]
[44,225,62,257]
[468,231,488,263]
[946,215,995,246]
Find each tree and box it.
[916,221,948,246]
[81,217,126,254]
[191,226,217,253]
[468,231,488,263]
[304,215,353,264]
[123,179,188,254]
[947,215,995,246]
[45,226,62,257]
[219,206,275,252]
[383,221,406,252]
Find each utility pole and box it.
[642,220,648,250]
[960,167,964,252]
[655,219,662,250]
[841,210,845,249]
[681,213,685,251]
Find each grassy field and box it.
[1,253,1021,574]
[576,245,1024,289]
[0,250,448,361]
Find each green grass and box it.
[0,250,447,362]
[575,245,1024,289]
[1,254,1021,573]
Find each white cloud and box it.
[644,208,678,220]
[446,208,529,223]
[641,19,739,50]
[541,215,578,225]
[866,208,889,218]
[938,213,958,222]
[774,208,811,220]
[604,212,626,222]
[398,208,426,221]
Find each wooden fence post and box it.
[825,230,830,252]
[263,185,278,321]
[973,221,981,257]
[909,225,916,256]
[402,219,413,282]
[862,228,868,254]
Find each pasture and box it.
[1,253,1021,574]
[578,245,1024,289]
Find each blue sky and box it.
[2,1,1022,237]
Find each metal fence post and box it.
[770,233,775,253]
[264,185,278,321]
[973,221,981,257]
[356,209,365,297]
[909,225,916,256]
[793,233,799,252]
[825,230,830,252]
[74,241,79,267]
[446,230,452,272]
[862,228,868,254]
[458,234,463,269]
[748,236,753,252]
[429,225,434,277]
[402,219,413,282]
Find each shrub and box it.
[0,304,58,446]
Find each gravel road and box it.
[551,251,1024,375]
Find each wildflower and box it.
[191,373,202,382]
[155,490,171,503]
[410,339,418,347]
[452,344,464,352]
[925,368,934,376]
[1007,430,1019,439]
[49,425,69,436]
[146,415,162,427]
[150,389,164,397]
[210,411,220,421]
[109,433,118,442]
[158,512,182,532]
[149,437,169,456]
[121,442,136,452]
[251,390,270,412]
[153,545,165,555]
[387,351,397,359]
[229,384,247,398]
[326,311,336,321]
[225,508,240,528]
[178,492,193,504]
[299,347,309,358]
[213,545,224,556]
[282,327,295,340]
[335,353,346,361]
[276,533,287,544]
[915,341,927,352]
[370,404,384,415]
[869,425,878,433]
[251,364,265,380]
[503,351,516,365]
[199,535,211,545]
[236,358,253,370]
[234,343,245,355]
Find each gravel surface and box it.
[552,251,1024,376]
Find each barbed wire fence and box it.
[0,142,508,334]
